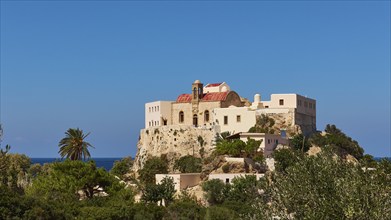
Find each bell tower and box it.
[192,80,203,103]
[191,80,203,115]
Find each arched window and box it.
[193,114,198,127]
[204,110,209,122]
[179,111,184,123]
[193,88,197,99]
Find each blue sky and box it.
[0,1,390,158]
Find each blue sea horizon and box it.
[31,158,123,171]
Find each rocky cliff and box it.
[132,125,218,174]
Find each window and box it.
[149,107,151,112]
[298,100,302,106]
[224,116,228,125]
[157,106,159,111]
[304,101,308,108]
[313,103,316,109]
[268,139,271,144]
[179,111,184,123]
[279,99,284,106]
[204,110,210,122]
[265,106,269,108]
[193,88,197,99]
[149,122,151,127]
[225,178,230,184]
[309,103,312,109]
[237,115,241,122]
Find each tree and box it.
[290,134,311,152]
[215,139,246,157]
[226,175,261,204]
[244,138,262,157]
[174,155,202,173]
[110,156,133,178]
[0,145,31,190]
[273,148,302,173]
[263,150,391,219]
[141,176,176,206]
[310,124,364,159]
[202,179,229,205]
[26,160,120,200]
[58,128,93,160]
[138,157,168,185]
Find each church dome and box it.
[194,79,201,84]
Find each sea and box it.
[30,158,122,171]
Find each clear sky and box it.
[0,1,390,158]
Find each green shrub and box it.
[222,164,230,173]
[174,155,202,173]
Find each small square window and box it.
[225,178,230,183]
[279,99,284,105]
[224,116,228,125]
[236,115,241,122]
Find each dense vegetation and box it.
[0,124,390,219]
[174,155,202,173]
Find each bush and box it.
[142,176,176,206]
[165,200,204,220]
[138,157,168,185]
[204,206,237,220]
[110,156,133,178]
[290,134,311,152]
[310,124,364,159]
[222,164,230,173]
[273,148,302,173]
[202,179,229,205]
[174,155,202,173]
[266,150,391,219]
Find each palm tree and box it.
[58,128,93,160]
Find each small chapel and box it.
[145,80,244,128]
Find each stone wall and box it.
[171,102,221,126]
[255,109,316,136]
[133,125,219,173]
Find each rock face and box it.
[256,109,316,136]
[133,125,219,173]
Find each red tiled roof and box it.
[176,92,229,103]
[202,92,229,101]
[205,82,223,88]
[176,94,192,103]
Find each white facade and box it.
[145,101,172,128]
[212,93,316,135]
[203,82,230,93]
[156,173,201,192]
[261,94,316,116]
[213,106,256,134]
[209,173,264,184]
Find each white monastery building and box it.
[144,80,316,154]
